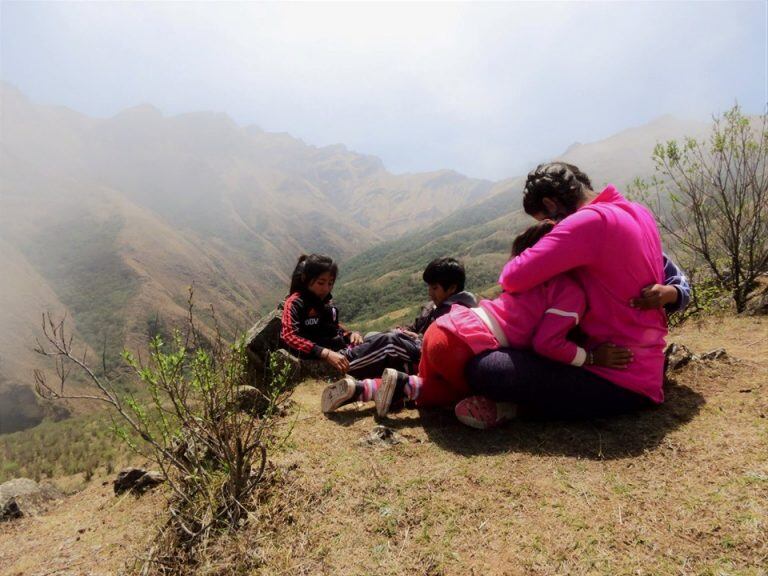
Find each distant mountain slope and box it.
[335,116,712,329]
[0,83,494,420]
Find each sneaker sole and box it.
[455,400,517,430]
[375,368,398,417]
[321,377,356,413]
[455,411,492,430]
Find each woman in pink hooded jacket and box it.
[457,162,669,429]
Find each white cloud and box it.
[2,1,766,179]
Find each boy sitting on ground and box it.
[398,257,477,340]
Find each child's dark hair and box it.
[289,254,338,294]
[522,162,592,216]
[422,257,465,292]
[511,221,556,257]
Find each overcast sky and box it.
[2,1,766,180]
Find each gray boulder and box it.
[745,288,768,316]
[665,343,696,372]
[245,308,340,388]
[0,478,62,521]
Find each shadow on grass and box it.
[324,404,378,427]
[387,383,705,460]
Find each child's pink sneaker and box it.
[454,396,517,429]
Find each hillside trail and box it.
[1,315,766,576]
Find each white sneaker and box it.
[321,376,357,413]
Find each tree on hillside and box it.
[636,105,768,313]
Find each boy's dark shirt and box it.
[407,290,478,336]
[280,290,348,358]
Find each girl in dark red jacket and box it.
[280,254,420,377]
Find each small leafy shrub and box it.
[34,291,295,574]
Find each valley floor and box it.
[2,315,766,575]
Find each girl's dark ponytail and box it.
[289,254,309,295]
[288,253,338,295]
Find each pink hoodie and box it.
[436,274,588,367]
[499,185,667,403]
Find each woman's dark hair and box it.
[522,162,592,217]
[511,220,556,257]
[289,253,338,294]
[422,257,465,292]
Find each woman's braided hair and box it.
[522,162,593,216]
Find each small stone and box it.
[1,498,23,521]
[133,471,164,493]
[359,425,403,448]
[700,348,728,361]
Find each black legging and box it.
[465,348,653,419]
[343,330,421,379]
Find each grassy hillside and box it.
[335,184,529,327]
[0,412,136,483]
[16,214,140,372]
[2,315,765,575]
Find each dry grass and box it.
[250,315,767,576]
[0,475,164,576]
[2,315,766,575]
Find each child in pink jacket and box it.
[321,222,631,416]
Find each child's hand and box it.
[324,350,350,372]
[349,332,364,346]
[630,284,678,310]
[590,343,633,369]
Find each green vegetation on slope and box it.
[335,187,528,326]
[0,412,136,483]
[17,214,140,372]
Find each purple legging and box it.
[464,349,653,419]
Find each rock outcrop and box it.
[0,478,63,521]
[665,343,732,375]
[113,468,164,495]
[245,309,340,389]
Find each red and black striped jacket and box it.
[280,290,349,358]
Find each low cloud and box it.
[2,1,765,179]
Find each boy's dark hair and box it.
[511,220,556,257]
[422,257,465,292]
[522,162,592,216]
[289,253,338,294]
